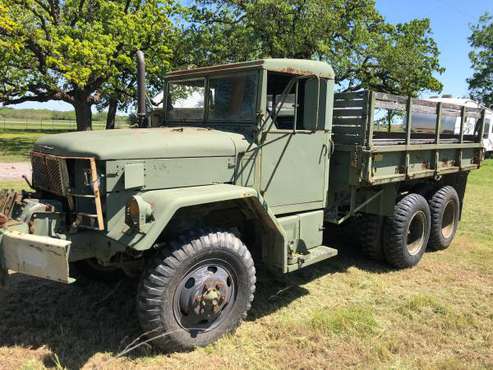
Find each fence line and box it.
[0,118,129,131]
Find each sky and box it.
[376,0,493,98]
[10,0,493,111]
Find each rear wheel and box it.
[137,230,256,352]
[383,194,431,269]
[428,186,460,251]
[359,214,384,261]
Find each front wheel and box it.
[137,230,256,352]
[383,194,431,269]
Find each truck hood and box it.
[33,127,251,160]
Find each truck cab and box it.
[150,59,335,213]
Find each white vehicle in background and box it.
[427,96,493,158]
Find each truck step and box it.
[287,245,338,272]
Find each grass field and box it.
[0,122,129,162]
[0,161,492,369]
[0,131,47,162]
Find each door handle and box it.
[322,144,328,157]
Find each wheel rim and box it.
[441,200,457,239]
[173,259,236,332]
[407,211,426,255]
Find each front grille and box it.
[31,152,70,196]
[30,152,105,231]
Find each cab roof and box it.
[166,58,335,80]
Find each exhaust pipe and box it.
[136,50,147,127]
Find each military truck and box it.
[0,54,485,351]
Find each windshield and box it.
[166,79,205,121]
[165,71,258,123]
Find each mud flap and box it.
[0,230,74,285]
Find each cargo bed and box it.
[331,91,485,187]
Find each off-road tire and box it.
[383,194,431,269]
[359,214,384,260]
[427,186,460,251]
[73,259,126,283]
[137,229,256,352]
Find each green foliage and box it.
[0,0,177,129]
[468,13,493,107]
[184,0,444,96]
[0,0,445,130]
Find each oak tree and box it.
[468,13,493,107]
[184,0,444,96]
[0,0,176,130]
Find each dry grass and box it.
[1,162,492,370]
[0,180,28,191]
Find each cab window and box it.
[166,79,205,121]
[208,71,258,122]
[266,72,327,131]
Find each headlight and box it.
[125,195,153,231]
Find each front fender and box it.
[107,184,286,255]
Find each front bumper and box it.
[0,227,73,287]
[0,189,73,287]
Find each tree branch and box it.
[1,90,72,105]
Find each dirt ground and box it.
[0,162,31,181]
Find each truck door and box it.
[259,73,333,214]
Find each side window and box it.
[267,72,298,130]
[267,73,320,130]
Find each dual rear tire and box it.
[359,186,460,268]
[427,186,460,251]
[383,193,431,268]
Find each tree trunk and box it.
[74,99,92,131]
[106,98,118,129]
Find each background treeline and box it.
[0,1,491,130]
[0,107,128,122]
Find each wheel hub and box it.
[176,263,235,330]
[406,210,426,255]
[193,278,227,316]
[441,200,457,239]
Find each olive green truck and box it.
[0,57,485,351]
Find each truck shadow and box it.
[0,225,389,369]
[250,223,392,321]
